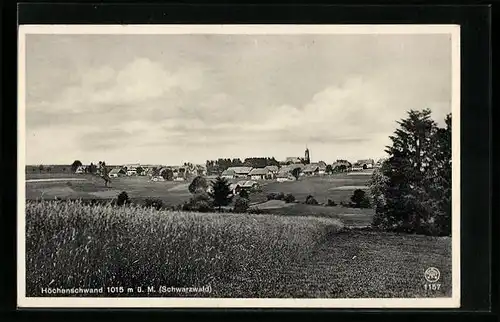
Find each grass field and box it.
[25,172,375,226]
[26,200,451,298]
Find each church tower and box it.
[305,146,310,164]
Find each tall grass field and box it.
[26,200,452,298]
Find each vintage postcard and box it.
[18,24,460,308]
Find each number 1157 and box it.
[424,284,441,291]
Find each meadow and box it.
[26,200,452,298]
[25,171,375,226]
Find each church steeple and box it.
[304,145,310,164]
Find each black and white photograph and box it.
[18,24,460,308]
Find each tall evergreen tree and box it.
[208,176,233,211]
[370,109,451,235]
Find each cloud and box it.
[28,57,204,116]
[25,34,452,165]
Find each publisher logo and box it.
[424,267,440,283]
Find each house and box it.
[75,165,86,174]
[173,177,185,182]
[126,168,137,176]
[124,164,140,176]
[141,167,154,177]
[277,164,303,179]
[285,157,302,164]
[317,161,327,175]
[248,168,271,180]
[276,172,296,182]
[109,167,126,177]
[195,164,207,176]
[357,159,375,169]
[226,166,253,178]
[221,169,236,179]
[265,165,279,174]
[351,163,364,171]
[229,183,242,195]
[237,180,259,191]
[301,164,320,176]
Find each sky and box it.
[24,33,452,166]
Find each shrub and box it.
[116,191,130,206]
[266,193,277,201]
[233,196,250,213]
[267,192,286,201]
[239,189,249,199]
[350,189,371,209]
[284,194,296,203]
[327,199,337,207]
[247,207,265,214]
[305,195,318,205]
[189,176,208,194]
[144,198,164,210]
[183,193,214,213]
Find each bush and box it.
[305,195,318,205]
[233,197,250,213]
[267,192,285,201]
[284,194,296,203]
[183,193,214,213]
[266,193,277,201]
[327,199,337,207]
[239,189,249,199]
[116,191,130,206]
[247,207,265,214]
[189,176,208,194]
[144,198,164,210]
[350,189,371,209]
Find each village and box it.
[72,147,384,191]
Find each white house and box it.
[248,168,271,180]
[317,161,327,175]
[302,164,320,176]
[124,164,140,176]
[221,169,236,179]
[351,163,364,171]
[226,166,253,178]
[126,168,137,176]
[109,167,126,178]
[276,172,296,182]
[357,159,375,169]
[75,165,86,174]
[237,180,259,190]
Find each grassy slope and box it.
[25,172,375,223]
[25,200,451,298]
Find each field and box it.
[25,171,375,227]
[26,200,451,298]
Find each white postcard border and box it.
[17,24,461,309]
